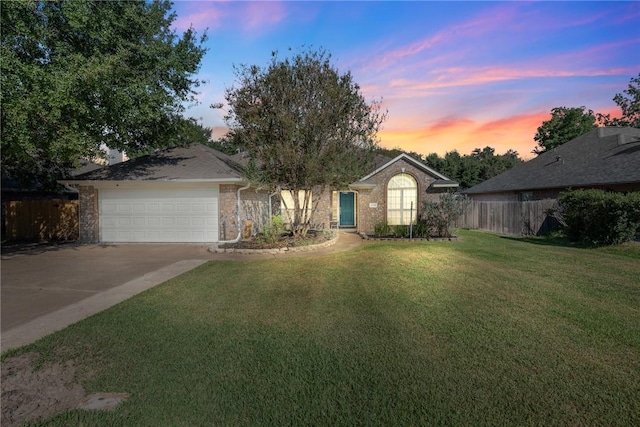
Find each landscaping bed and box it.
[217,229,336,251]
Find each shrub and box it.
[421,193,470,237]
[412,220,430,238]
[559,189,640,245]
[374,221,392,237]
[261,214,285,244]
[393,225,410,238]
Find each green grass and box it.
[8,230,640,426]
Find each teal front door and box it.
[339,192,355,227]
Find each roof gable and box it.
[359,153,451,182]
[63,144,245,183]
[465,127,640,194]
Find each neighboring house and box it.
[61,145,458,243]
[464,127,640,201]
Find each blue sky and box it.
[171,1,639,159]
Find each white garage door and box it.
[100,187,219,243]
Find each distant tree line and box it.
[375,146,522,189]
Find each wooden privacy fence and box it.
[456,199,560,236]
[4,200,79,241]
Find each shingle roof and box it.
[464,127,640,194]
[66,144,245,182]
[359,153,454,183]
[71,159,104,177]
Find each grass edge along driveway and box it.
[3,230,639,426]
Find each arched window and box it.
[387,173,417,225]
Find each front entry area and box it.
[339,192,356,227]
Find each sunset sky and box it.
[171,1,639,159]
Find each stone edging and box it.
[359,233,459,242]
[209,231,339,255]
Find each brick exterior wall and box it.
[219,184,270,240]
[241,188,271,235]
[311,188,332,230]
[354,158,440,234]
[353,188,376,234]
[78,185,99,242]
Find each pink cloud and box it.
[172,1,287,34]
[358,3,525,72]
[172,3,225,32]
[616,6,640,25]
[378,111,553,159]
[241,1,287,32]
[370,59,637,104]
[422,116,476,135]
[451,3,525,37]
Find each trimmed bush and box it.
[559,189,640,245]
[421,193,470,237]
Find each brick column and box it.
[78,186,99,242]
[218,184,238,241]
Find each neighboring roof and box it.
[358,153,455,183]
[464,127,640,194]
[62,144,245,183]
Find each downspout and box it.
[216,183,251,244]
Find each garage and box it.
[100,187,219,243]
[62,144,248,243]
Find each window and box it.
[280,190,312,223]
[387,173,417,225]
[519,191,533,202]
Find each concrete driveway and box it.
[1,243,217,350]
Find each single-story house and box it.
[464,127,640,201]
[61,145,458,243]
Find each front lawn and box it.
[5,230,640,426]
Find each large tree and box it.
[532,106,598,155]
[222,48,386,237]
[1,0,207,186]
[602,73,640,128]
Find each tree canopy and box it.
[532,74,640,156]
[1,0,207,186]
[532,106,598,155]
[602,73,640,128]
[222,48,386,236]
